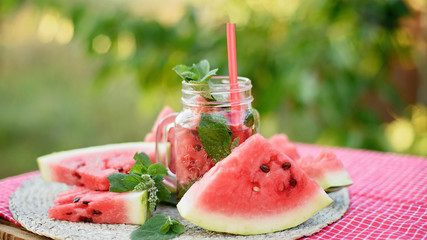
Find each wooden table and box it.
[0,218,50,240]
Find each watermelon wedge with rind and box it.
[297,151,353,191]
[49,186,149,224]
[37,142,169,191]
[177,134,333,235]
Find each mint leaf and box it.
[196,60,218,82]
[148,163,168,176]
[173,64,199,82]
[172,65,193,80]
[199,68,218,83]
[129,164,147,175]
[230,136,240,152]
[244,109,255,127]
[159,220,171,234]
[107,173,132,193]
[173,59,217,83]
[197,113,233,162]
[130,215,185,240]
[134,152,152,168]
[155,181,171,202]
[122,173,143,189]
[196,59,210,76]
[152,175,164,184]
[170,219,186,233]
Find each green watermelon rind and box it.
[118,190,150,224]
[178,188,332,235]
[37,142,170,182]
[316,169,354,191]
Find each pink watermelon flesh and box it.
[38,143,159,191]
[269,134,300,161]
[269,134,353,191]
[49,187,148,224]
[177,134,333,235]
[174,122,253,195]
[297,151,353,191]
[175,125,214,189]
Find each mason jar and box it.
[156,76,260,198]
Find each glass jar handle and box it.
[252,109,261,133]
[155,113,178,190]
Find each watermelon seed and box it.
[117,167,124,172]
[93,210,102,215]
[73,197,80,203]
[260,164,270,173]
[282,162,291,170]
[73,172,81,179]
[79,217,93,223]
[253,186,260,192]
[66,212,72,215]
[289,178,297,187]
[189,129,198,136]
[193,145,202,152]
[82,201,90,204]
[77,163,85,168]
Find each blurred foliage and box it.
[1,0,426,178]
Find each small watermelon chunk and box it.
[269,134,300,161]
[297,151,353,191]
[177,134,332,235]
[174,125,215,188]
[49,187,148,224]
[37,142,169,191]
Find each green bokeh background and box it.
[1,0,426,179]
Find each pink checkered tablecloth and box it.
[0,144,426,239]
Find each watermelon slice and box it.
[297,151,353,192]
[37,142,169,191]
[177,134,333,235]
[269,134,353,191]
[269,134,300,161]
[49,187,148,224]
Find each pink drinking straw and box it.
[227,23,240,128]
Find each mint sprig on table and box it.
[197,113,240,163]
[131,215,185,240]
[107,152,170,211]
[107,152,185,240]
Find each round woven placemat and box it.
[10,175,350,240]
